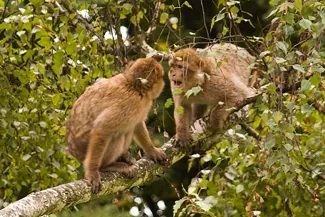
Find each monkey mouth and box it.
[172,80,183,86]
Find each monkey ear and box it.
[199,59,212,74]
[133,78,150,96]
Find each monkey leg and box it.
[118,131,136,165]
[192,104,208,122]
[209,106,230,132]
[174,103,193,148]
[133,122,166,163]
[84,128,114,194]
[100,162,137,178]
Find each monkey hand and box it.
[147,147,167,164]
[175,133,193,148]
[85,171,102,194]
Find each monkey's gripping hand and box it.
[85,170,102,194]
[147,147,167,164]
[175,132,193,149]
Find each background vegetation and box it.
[0,0,324,216]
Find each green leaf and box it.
[299,19,312,29]
[164,98,173,108]
[215,13,225,23]
[309,74,322,86]
[66,41,77,55]
[293,0,302,12]
[22,154,31,161]
[236,184,244,193]
[292,64,305,73]
[123,3,133,10]
[276,41,287,54]
[300,79,312,91]
[284,13,295,24]
[159,12,169,24]
[172,88,183,95]
[275,57,287,64]
[185,86,203,98]
[283,25,294,38]
[265,134,275,150]
[175,106,184,114]
[39,122,47,128]
[38,36,52,50]
[301,105,314,113]
[183,1,192,9]
[284,143,293,151]
[272,111,283,123]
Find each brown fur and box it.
[169,43,256,146]
[66,57,166,193]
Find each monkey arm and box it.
[134,121,166,162]
[174,101,192,147]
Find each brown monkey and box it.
[66,57,166,193]
[168,43,256,146]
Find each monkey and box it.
[66,57,166,193]
[168,43,256,147]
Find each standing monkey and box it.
[168,43,256,146]
[66,57,166,193]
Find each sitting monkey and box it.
[168,43,256,146]
[66,57,166,193]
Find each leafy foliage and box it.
[0,0,115,203]
[173,0,325,216]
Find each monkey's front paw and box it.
[118,153,137,165]
[85,171,102,194]
[175,135,192,148]
[121,165,137,178]
[148,147,167,164]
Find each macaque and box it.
[66,57,166,193]
[168,43,256,146]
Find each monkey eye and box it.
[175,64,183,69]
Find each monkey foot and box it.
[147,147,167,164]
[85,171,102,194]
[118,153,137,165]
[101,162,137,178]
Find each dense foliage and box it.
[173,1,325,216]
[0,0,324,216]
[0,0,116,203]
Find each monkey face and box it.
[168,53,204,91]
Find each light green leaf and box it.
[159,12,169,24]
[299,18,312,29]
[300,79,312,91]
[39,122,47,128]
[276,41,287,54]
[292,64,305,73]
[123,3,133,10]
[183,1,192,9]
[175,106,184,114]
[284,143,293,151]
[22,154,31,161]
[236,184,244,193]
[173,198,186,215]
[185,86,203,98]
[272,111,283,123]
[164,98,173,108]
[275,57,287,64]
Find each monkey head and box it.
[168,48,210,92]
[125,57,165,99]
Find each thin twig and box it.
[239,122,261,140]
